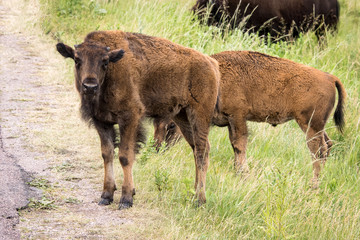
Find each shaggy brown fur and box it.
[192,0,339,40]
[154,51,345,187]
[56,30,220,209]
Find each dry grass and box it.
[2,0,359,239]
[1,0,170,239]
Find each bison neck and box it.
[80,94,98,126]
[80,93,117,126]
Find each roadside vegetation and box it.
[26,0,360,238]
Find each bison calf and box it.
[56,30,220,208]
[154,51,345,187]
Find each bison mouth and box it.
[82,83,98,95]
[81,78,99,95]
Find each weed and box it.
[28,178,50,190]
[138,137,158,165]
[64,197,81,204]
[154,169,171,193]
[52,160,74,172]
[180,177,196,204]
[28,196,57,210]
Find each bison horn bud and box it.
[106,47,111,51]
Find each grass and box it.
[29,0,360,239]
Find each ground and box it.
[0,0,164,239]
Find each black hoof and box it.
[118,196,133,210]
[98,198,113,205]
[118,202,132,210]
[194,200,206,208]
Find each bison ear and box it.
[56,43,74,59]
[109,49,125,63]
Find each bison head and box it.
[153,118,182,151]
[56,42,124,96]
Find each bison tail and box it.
[334,79,346,133]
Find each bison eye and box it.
[168,122,176,129]
[102,60,109,69]
[75,58,81,68]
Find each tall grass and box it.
[38,0,360,239]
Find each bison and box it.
[56,30,221,208]
[192,0,340,40]
[153,117,182,150]
[154,50,345,187]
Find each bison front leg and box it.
[95,122,116,205]
[153,118,166,151]
[118,116,141,209]
[228,118,249,174]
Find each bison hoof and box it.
[194,199,206,208]
[311,178,320,190]
[98,198,113,205]
[236,164,250,175]
[193,195,206,208]
[118,202,133,210]
[118,197,133,210]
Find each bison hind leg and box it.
[295,110,331,189]
[306,129,327,189]
[323,131,333,158]
[174,107,210,206]
[300,125,328,189]
[135,122,147,153]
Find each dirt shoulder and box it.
[0,2,43,239]
[0,0,164,239]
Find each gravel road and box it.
[0,2,46,238]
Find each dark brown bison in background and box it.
[192,0,340,40]
[154,51,345,187]
[56,30,220,208]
